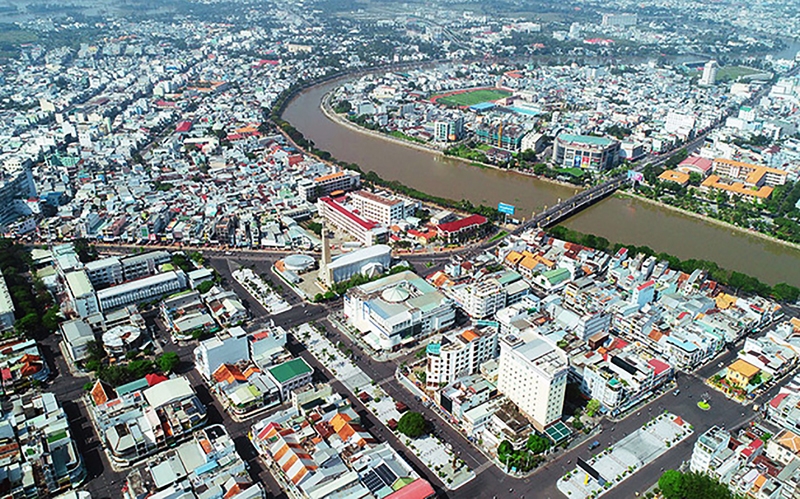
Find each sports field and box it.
[433,88,512,107]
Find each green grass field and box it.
[435,89,512,107]
[715,66,762,81]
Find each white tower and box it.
[700,60,718,86]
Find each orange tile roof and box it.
[729,359,760,378]
[702,175,774,198]
[314,171,345,183]
[658,169,690,184]
[460,329,480,342]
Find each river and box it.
[283,81,800,286]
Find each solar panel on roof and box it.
[362,470,385,493]
[375,463,398,485]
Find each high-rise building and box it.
[552,133,620,171]
[425,326,499,388]
[700,60,719,86]
[496,331,568,431]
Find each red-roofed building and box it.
[317,197,388,246]
[175,121,193,133]
[384,479,436,499]
[436,214,488,244]
[677,156,713,176]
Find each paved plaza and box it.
[558,413,693,498]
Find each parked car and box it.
[588,441,601,450]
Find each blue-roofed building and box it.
[344,270,455,352]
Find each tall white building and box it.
[426,326,499,388]
[690,426,731,474]
[497,331,568,430]
[194,327,250,379]
[701,60,719,86]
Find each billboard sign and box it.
[498,202,516,215]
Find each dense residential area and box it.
[1,0,800,498]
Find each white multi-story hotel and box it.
[497,331,569,431]
[448,278,507,319]
[426,326,499,388]
[344,270,455,352]
[65,270,100,318]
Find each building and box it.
[317,196,389,246]
[60,319,95,363]
[0,162,36,228]
[212,363,281,418]
[319,243,392,287]
[726,359,760,388]
[701,60,719,86]
[161,289,218,340]
[349,190,415,226]
[475,123,525,151]
[344,270,456,352]
[601,13,637,27]
[194,327,250,379]
[311,170,361,199]
[425,326,499,388]
[0,273,14,332]
[1,392,87,496]
[122,424,265,499]
[65,270,100,318]
[91,376,207,464]
[521,132,546,153]
[120,251,171,281]
[552,133,620,171]
[96,270,187,311]
[266,358,313,401]
[433,117,464,142]
[448,277,507,319]
[84,256,123,287]
[711,158,788,187]
[690,426,731,473]
[496,331,568,431]
[766,430,800,466]
[436,214,488,244]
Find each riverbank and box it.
[320,89,583,192]
[617,190,800,253]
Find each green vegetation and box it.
[547,225,799,301]
[497,440,546,472]
[444,144,488,163]
[305,221,323,236]
[526,433,551,454]
[333,100,352,114]
[585,399,601,417]
[313,265,410,302]
[0,240,59,338]
[397,411,427,438]
[658,470,741,499]
[434,89,511,107]
[73,238,99,263]
[87,357,157,387]
[489,230,508,242]
[715,66,761,82]
[171,253,196,273]
[157,352,181,373]
[195,280,214,294]
[154,181,174,191]
[388,130,425,143]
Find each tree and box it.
[688,172,702,186]
[158,352,181,373]
[397,411,426,438]
[73,238,98,263]
[585,399,601,417]
[41,306,61,332]
[658,470,685,499]
[526,434,551,454]
[772,283,800,303]
[196,280,214,294]
[497,440,513,458]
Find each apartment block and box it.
[497,331,569,431]
[426,326,499,388]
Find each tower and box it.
[700,60,718,86]
[320,225,333,288]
